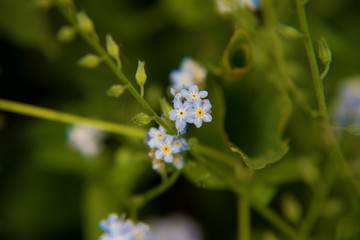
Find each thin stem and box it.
[141,170,181,202]
[0,98,146,138]
[190,148,298,239]
[128,170,181,217]
[140,85,144,98]
[262,0,315,117]
[295,0,328,122]
[57,4,176,136]
[238,196,251,240]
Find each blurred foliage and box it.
[1,0,360,240]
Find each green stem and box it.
[295,0,328,122]
[57,4,176,136]
[141,170,181,202]
[238,196,251,240]
[190,149,298,239]
[129,170,181,217]
[262,0,315,117]
[140,85,145,98]
[0,98,146,138]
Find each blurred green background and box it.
[1,0,360,239]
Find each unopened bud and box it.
[106,35,119,58]
[132,112,152,125]
[106,85,127,97]
[281,194,302,224]
[317,37,332,65]
[78,54,101,68]
[76,11,94,33]
[57,26,76,43]
[276,24,303,39]
[135,60,147,86]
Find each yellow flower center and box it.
[156,133,164,139]
[191,93,198,99]
[174,140,181,146]
[162,146,170,153]
[196,109,204,117]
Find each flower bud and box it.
[78,54,101,68]
[135,60,147,86]
[276,24,303,39]
[57,26,76,43]
[317,37,332,65]
[281,194,302,224]
[106,85,127,97]
[132,112,152,125]
[76,11,94,33]
[106,35,119,58]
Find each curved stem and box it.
[141,170,181,202]
[262,0,315,117]
[0,98,146,138]
[57,3,176,136]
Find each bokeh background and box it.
[1,0,360,239]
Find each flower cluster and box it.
[146,126,189,170]
[169,57,207,91]
[333,78,360,128]
[67,124,105,157]
[99,213,150,240]
[216,0,260,14]
[169,85,212,135]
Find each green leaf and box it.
[107,84,127,97]
[276,24,304,39]
[183,160,228,190]
[229,75,292,169]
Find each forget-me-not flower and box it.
[99,213,151,240]
[146,126,167,149]
[180,85,208,104]
[169,101,194,133]
[191,100,213,128]
[170,69,195,91]
[154,136,181,163]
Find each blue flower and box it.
[67,124,105,158]
[333,79,360,127]
[180,84,208,104]
[169,100,194,134]
[99,213,151,240]
[173,137,190,151]
[180,57,207,85]
[146,126,167,149]
[170,87,183,104]
[191,100,213,128]
[170,69,195,91]
[154,136,181,163]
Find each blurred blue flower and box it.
[146,126,167,149]
[170,57,206,91]
[99,213,150,240]
[67,124,105,158]
[333,78,360,127]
